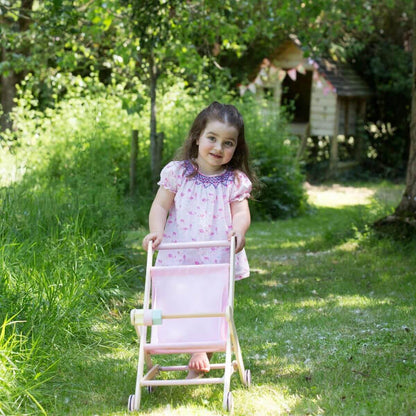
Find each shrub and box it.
[239,99,307,219]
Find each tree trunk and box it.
[149,52,162,192]
[0,0,34,133]
[328,99,341,178]
[0,46,18,132]
[373,0,416,236]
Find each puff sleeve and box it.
[157,161,186,193]
[230,171,252,202]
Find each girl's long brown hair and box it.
[175,101,257,187]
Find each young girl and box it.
[142,101,255,378]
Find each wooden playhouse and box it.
[240,37,372,175]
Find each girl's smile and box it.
[196,120,238,175]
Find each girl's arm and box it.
[229,199,251,253]
[142,186,175,250]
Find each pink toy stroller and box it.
[128,237,251,412]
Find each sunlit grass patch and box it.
[305,183,376,207]
[232,385,300,415]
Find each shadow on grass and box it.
[248,204,380,255]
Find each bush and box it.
[5,75,308,224]
[351,38,411,178]
[239,99,307,219]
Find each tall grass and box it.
[0,315,49,416]
[1,86,140,414]
[0,181,134,414]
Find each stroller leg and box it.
[229,316,247,385]
[128,328,147,411]
[222,327,233,411]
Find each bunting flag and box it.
[238,58,336,96]
[238,84,247,96]
[278,69,286,82]
[254,75,263,86]
[296,64,306,74]
[287,68,297,81]
[259,68,268,78]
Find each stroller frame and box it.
[128,237,251,412]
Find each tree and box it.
[120,0,266,189]
[0,0,117,133]
[0,0,34,132]
[374,0,416,236]
[120,0,186,188]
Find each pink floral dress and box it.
[156,160,252,280]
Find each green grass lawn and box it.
[44,182,416,416]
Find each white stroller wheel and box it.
[146,386,154,394]
[127,394,135,412]
[226,391,234,413]
[244,369,252,388]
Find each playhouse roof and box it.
[251,37,372,99]
[315,58,372,98]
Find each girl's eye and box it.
[207,136,216,141]
[225,141,235,147]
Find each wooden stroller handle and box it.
[157,238,235,250]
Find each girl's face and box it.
[196,120,238,175]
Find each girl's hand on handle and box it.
[228,230,246,253]
[229,199,250,253]
[142,233,163,251]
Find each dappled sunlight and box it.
[0,158,27,186]
[306,183,376,207]
[292,293,392,310]
[373,184,404,207]
[233,385,296,415]
[232,381,325,416]
[248,236,322,252]
[279,240,307,249]
[332,294,392,308]
[116,184,415,416]
[250,267,269,275]
[336,240,359,252]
